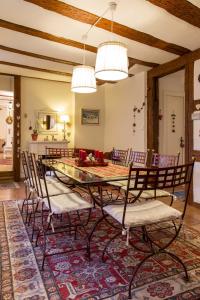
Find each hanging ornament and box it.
[171,112,176,133]
[132,102,145,134]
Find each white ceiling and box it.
[0,0,200,82]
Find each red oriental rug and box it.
[2,199,200,299]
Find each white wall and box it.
[0,75,14,91]
[74,86,105,150]
[104,72,147,152]
[21,77,75,151]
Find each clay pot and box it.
[31,133,38,141]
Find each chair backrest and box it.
[46,147,75,158]
[26,152,39,192]
[128,149,149,167]
[34,155,52,211]
[111,148,129,166]
[21,151,30,182]
[151,152,180,168]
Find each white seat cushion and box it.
[108,180,135,188]
[40,179,72,197]
[43,192,93,214]
[103,200,181,227]
[121,187,172,198]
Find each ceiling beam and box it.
[0,19,96,53]
[0,45,80,66]
[0,20,159,69]
[0,61,71,76]
[24,0,190,56]
[147,0,200,29]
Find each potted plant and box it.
[31,128,38,141]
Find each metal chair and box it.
[45,147,75,158]
[151,152,180,168]
[88,161,194,299]
[34,157,93,270]
[108,149,149,189]
[21,151,36,223]
[111,148,129,166]
[122,152,180,204]
[28,153,75,240]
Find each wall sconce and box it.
[60,114,70,141]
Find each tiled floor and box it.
[0,182,200,232]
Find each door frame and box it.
[147,64,191,164]
[0,74,21,182]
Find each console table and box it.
[29,141,69,155]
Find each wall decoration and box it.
[171,112,176,133]
[5,115,13,125]
[132,102,145,134]
[37,111,58,134]
[81,109,100,125]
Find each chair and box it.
[88,161,194,299]
[128,149,149,167]
[34,157,93,270]
[107,149,148,189]
[21,151,36,223]
[26,153,74,240]
[111,148,129,166]
[151,152,180,168]
[122,152,180,203]
[45,147,75,158]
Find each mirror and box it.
[37,111,57,133]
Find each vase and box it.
[31,133,38,141]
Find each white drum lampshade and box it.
[71,65,96,93]
[95,41,128,81]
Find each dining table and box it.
[42,157,131,205]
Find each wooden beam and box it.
[0,60,71,76]
[0,20,158,69]
[0,19,96,53]
[147,0,200,29]
[0,45,79,66]
[128,57,158,69]
[24,0,190,56]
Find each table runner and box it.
[58,157,129,178]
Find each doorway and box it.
[158,70,185,163]
[0,75,21,182]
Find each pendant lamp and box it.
[95,2,128,81]
[71,65,96,93]
[71,35,96,94]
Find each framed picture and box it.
[81,109,100,125]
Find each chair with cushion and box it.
[34,157,93,270]
[107,149,149,190]
[88,161,194,299]
[122,152,180,204]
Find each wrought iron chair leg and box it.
[102,231,121,262]
[87,214,106,260]
[170,195,174,206]
[31,199,40,242]
[128,252,155,299]
[162,250,189,281]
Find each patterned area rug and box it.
[2,200,200,299]
[0,182,20,190]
